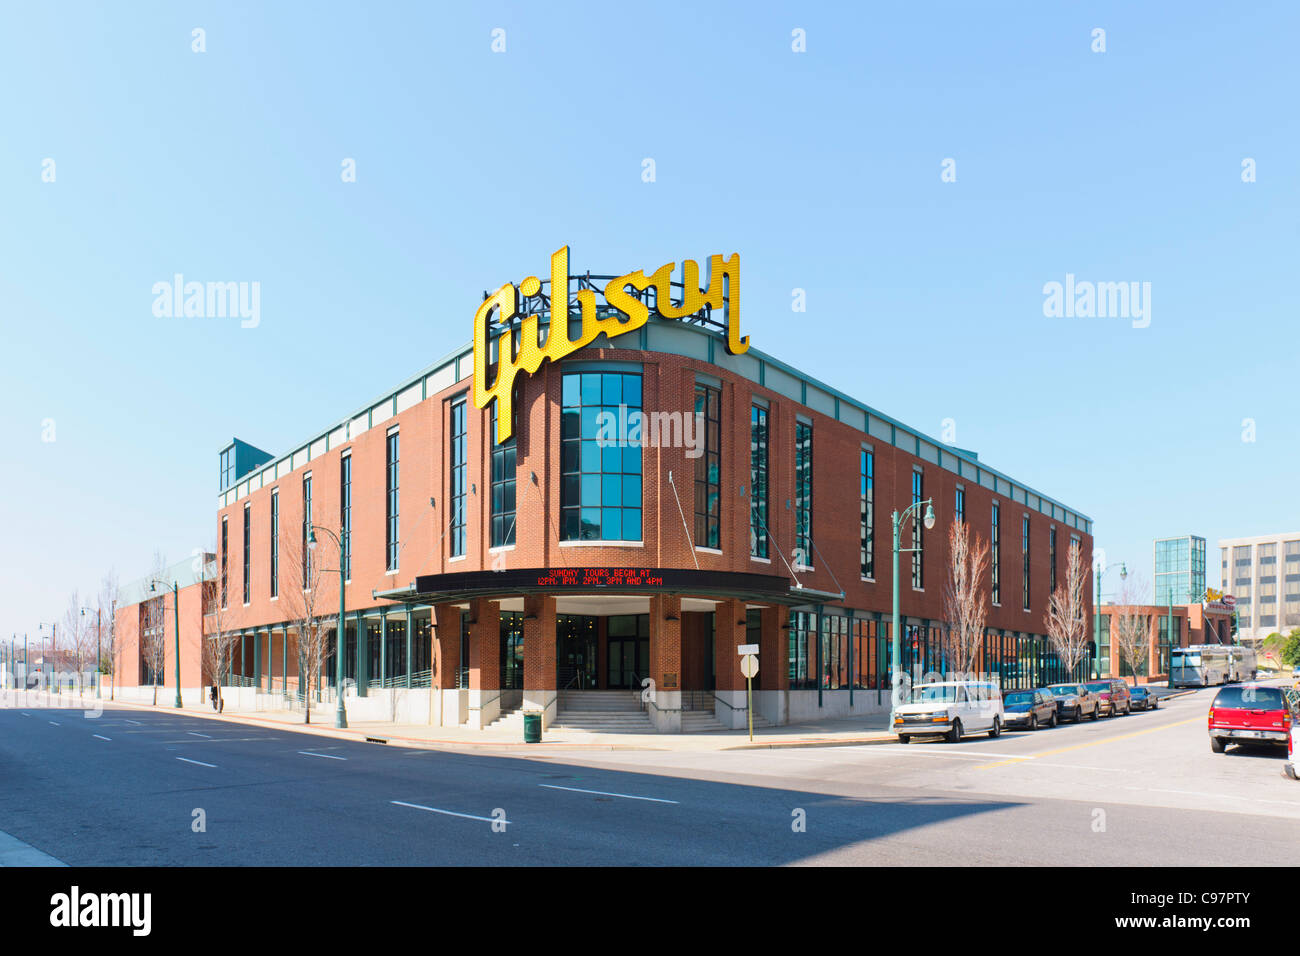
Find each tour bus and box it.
[1228,646,1258,683]
[1170,644,1232,688]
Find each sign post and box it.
[739,644,759,741]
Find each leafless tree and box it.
[1113,573,1152,681]
[277,523,339,724]
[142,551,170,705]
[941,519,991,678]
[203,566,240,712]
[1047,539,1091,680]
[98,570,119,700]
[63,591,102,696]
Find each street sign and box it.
[738,644,759,655]
[740,654,759,679]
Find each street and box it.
[0,684,1296,866]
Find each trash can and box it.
[523,711,542,744]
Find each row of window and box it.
[220,373,1079,604]
[786,613,1075,692]
[220,437,399,608]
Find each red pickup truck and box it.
[1208,684,1295,753]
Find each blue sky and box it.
[2,1,1297,639]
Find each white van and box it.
[892,680,1004,743]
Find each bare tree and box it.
[98,570,119,700]
[142,551,170,705]
[277,523,339,724]
[941,519,991,678]
[62,591,101,696]
[202,554,240,713]
[1113,573,1152,682]
[1047,539,1091,681]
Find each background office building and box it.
[114,272,1094,732]
[1153,535,1206,606]
[1219,532,1300,645]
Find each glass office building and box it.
[1153,535,1205,606]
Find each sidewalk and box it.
[9,684,1202,755]
[11,688,899,752]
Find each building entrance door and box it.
[607,614,649,689]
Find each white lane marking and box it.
[124,719,142,725]
[188,732,212,738]
[48,721,60,726]
[176,757,217,768]
[539,784,679,804]
[391,800,508,824]
[93,734,111,741]
[298,751,346,760]
[20,713,30,717]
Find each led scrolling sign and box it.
[472,246,748,443]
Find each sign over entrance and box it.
[473,246,748,443]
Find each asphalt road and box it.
[0,684,1295,865]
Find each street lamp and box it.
[79,605,102,699]
[308,524,348,729]
[147,579,184,708]
[1094,560,1127,679]
[891,498,936,713]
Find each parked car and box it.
[1085,679,1132,717]
[1207,684,1295,753]
[1046,682,1101,722]
[893,680,1004,743]
[1002,688,1058,730]
[1129,686,1159,711]
[1286,717,1299,780]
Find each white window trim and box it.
[694,546,723,555]
[750,555,772,564]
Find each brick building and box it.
[115,258,1094,731]
[1093,600,1235,682]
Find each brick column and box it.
[522,595,557,727]
[432,602,463,726]
[756,605,788,726]
[714,599,749,728]
[468,598,501,728]
[648,595,682,732]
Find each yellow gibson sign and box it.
[473,246,746,443]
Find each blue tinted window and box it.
[561,370,642,541]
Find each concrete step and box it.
[557,695,643,712]
[552,710,655,732]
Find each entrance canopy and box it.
[373,566,841,608]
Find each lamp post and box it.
[1093,560,1127,679]
[147,579,183,708]
[308,524,348,729]
[890,497,936,714]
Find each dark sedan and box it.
[1129,686,1159,711]
[1002,688,1058,730]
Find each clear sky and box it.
[2,1,1297,641]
